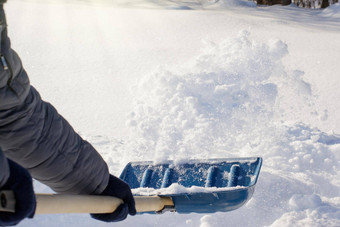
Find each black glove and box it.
[0,159,36,226]
[90,175,136,222]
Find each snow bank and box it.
[202,0,257,8]
[82,0,257,9]
[321,3,340,19]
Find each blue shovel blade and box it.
[120,157,262,213]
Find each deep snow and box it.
[5,0,340,226]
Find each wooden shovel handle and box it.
[36,194,174,214]
[0,191,174,214]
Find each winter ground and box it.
[5,0,340,226]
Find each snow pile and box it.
[270,194,340,226]
[121,31,340,226]
[126,30,305,163]
[241,123,340,226]
[321,3,340,18]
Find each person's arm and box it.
[0,3,108,195]
[0,3,135,222]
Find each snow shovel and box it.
[0,157,262,214]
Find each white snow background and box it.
[5,0,340,226]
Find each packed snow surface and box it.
[5,0,340,226]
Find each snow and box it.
[132,184,246,196]
[321,3,340,18]
[4,0,340,226]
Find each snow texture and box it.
[321,3,340,18]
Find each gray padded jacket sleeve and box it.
[0,5,109,194]
[0,150,9,187]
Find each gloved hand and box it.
[90,175,136,222]
[0,159,36,226]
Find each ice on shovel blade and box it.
[120,157,262,214]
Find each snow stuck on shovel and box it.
[132,183,246,196]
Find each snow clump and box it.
[126,30,307,163]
